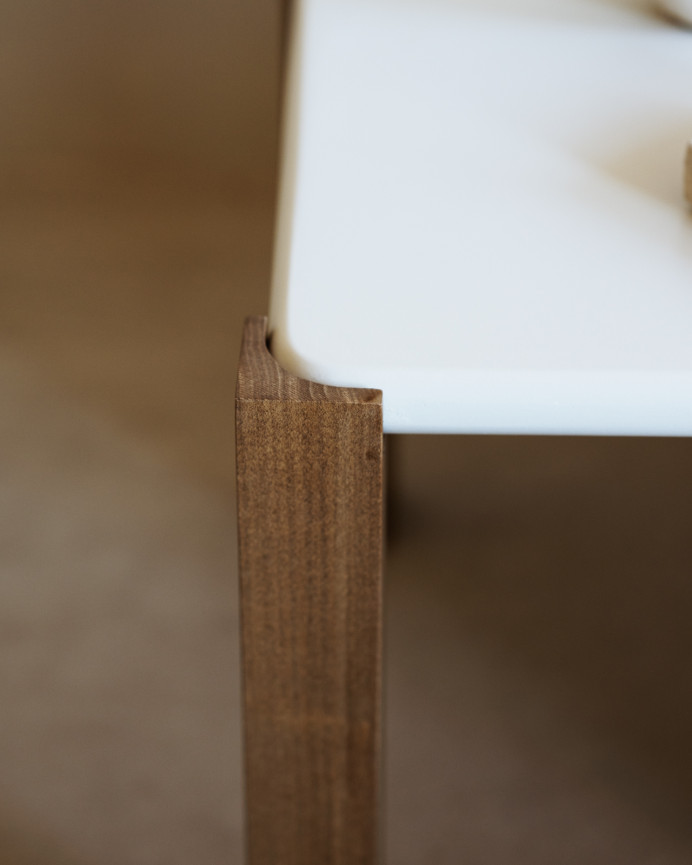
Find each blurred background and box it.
[2,1,692,863]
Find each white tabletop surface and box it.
[268,0,692,434]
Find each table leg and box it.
[236,316,384,865]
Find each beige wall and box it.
[0,0,280,202]
[0,0,280,486]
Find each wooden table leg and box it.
[236,317,384,865]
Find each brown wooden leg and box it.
[236,317,384,865]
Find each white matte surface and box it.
[269,0,692,434]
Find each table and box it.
[236,1,692,861]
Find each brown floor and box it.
[2,1,692,863]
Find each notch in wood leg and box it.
[236,316,384,865]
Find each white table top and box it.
[268,0,692,434]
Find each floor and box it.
[2,1,692,862]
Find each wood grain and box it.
[236,316,384,865]
[686,141,692,206]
